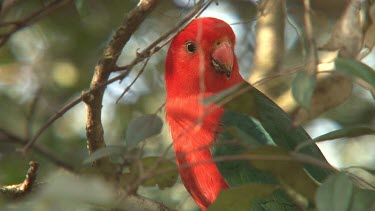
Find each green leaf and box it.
[335,57,375,89]
[246,146,318,203]
[207,184,277,211]
[350,189,375,211]
[316,173,354,211]
[296,126,375,152]
[83,145,126,164]
[317,172,375,211]
[313,126,375,142]
[129,156,178,189]
[74,0,90,17]
[292,71,316,109]
[125,114,163,147]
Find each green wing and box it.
[209,82,332,183]
[211,110,300,210]
[208,83,333,210]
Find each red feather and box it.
[165,18,243,210]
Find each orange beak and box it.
[211,42,234,78]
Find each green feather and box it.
[208,83,333,210]
[206,82,332,182]
[211,111,300,210]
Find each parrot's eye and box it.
[185,41,196,54]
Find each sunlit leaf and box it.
[313,126,375,142]
[292,71,316,109]
[316,172,375,211]
[296,126,375,152]
[207,184,277,211]
[83,145,126,164]
[292,74,352,125]
[350,189,375,211]
[316,173,353,211]
[320,0,363,58]
[335,58,375,89]
[125,114,163,147]
[128,156,178,190]
[345,167,375,190]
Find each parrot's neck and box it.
[166,96,229,210]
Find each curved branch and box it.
[0,0,73,47]
[1,161,39,199]
[23,0,212,157]
[82,0,159,168]
[0,128,76,173]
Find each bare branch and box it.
[0,128,76,173]
[23,0,213,161]
[25,88,42,140]
[118,0,217,194]
[23,96,82,154]
[82,0,160,169]
[116,57,151,103]
[1,161,39,199]
[0,0,73,47]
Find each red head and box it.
[165,17,243,99]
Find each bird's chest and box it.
[165,97,224,153]
[165,97,229,209]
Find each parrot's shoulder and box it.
[208,82,332,183]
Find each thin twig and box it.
[123,0,216,194]
[25,88,42,140]
[123,146,336,193]
[0,128,76,173]
[303,0,319,76]
[23,96,82,154]
[0,0,22,18]
[0,0,73,47]
[116,57,150,103]
[82,0,160,170]
[23,0,213,156]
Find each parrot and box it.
[165,17,331,210]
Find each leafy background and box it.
[0,0,374,210]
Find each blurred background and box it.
[0,0,374,210]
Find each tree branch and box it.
[22,0,209,154]
[0,128,76,173]
[82,0,159,169]
[1,161,39,199]
[0,0,73,47]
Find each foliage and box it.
[0,0,374,211]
